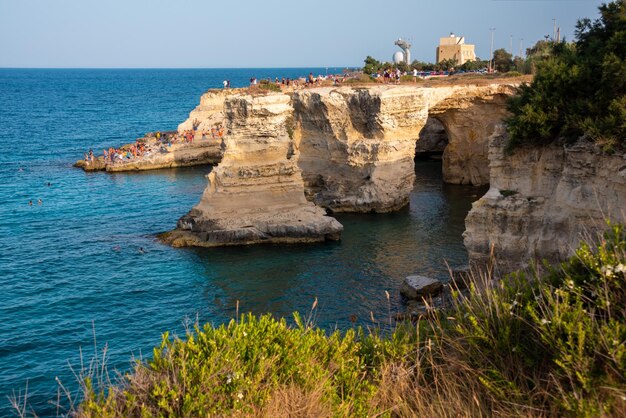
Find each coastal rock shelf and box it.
[464,133,626,271]
[75,136,223,172]
[166,82,518,247]
[75,89,235,172]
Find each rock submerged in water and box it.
[400,275,443,300]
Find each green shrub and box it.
[77,225,626,417]
[506,1,626,150]
[257,80,281,93]
[500,189,519,197]
[78,313,414,416]
[400,74,418,82]
[527,223,626,414]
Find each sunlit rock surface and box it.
[464,133,626,271]
[161,92,343,247]
[163,82,518,247]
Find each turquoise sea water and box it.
[0,68,484,415]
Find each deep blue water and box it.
[0,68,483,416]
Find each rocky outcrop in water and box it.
[162,82,518,247]
[464,133,626,271]
[74,134,222,172]
[161,92,343,247]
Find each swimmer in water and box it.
[28,200,32,206]
[113,245,121,251]
[139,247,146,254]
[47,182,51,187]
[37,199,42,205]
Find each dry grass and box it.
[258,384,332,417]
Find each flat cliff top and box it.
[206,75,530,97]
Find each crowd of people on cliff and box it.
[375,68,421,84]
[378,68,403,84]
[220,72,346,91]
[83,125,225,166]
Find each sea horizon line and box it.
[0,66,357,70]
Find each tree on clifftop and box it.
[363,56,383,75]
[493,48,513,72]
[506,0,626,151]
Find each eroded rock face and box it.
[162,92,343,247]
[164,83,519,247]
[291,84,517,212]
[415,118,448,155]
[428,85,513,186]
[292,87,427,212]
[177,89,232,132]
[464,133,626,271]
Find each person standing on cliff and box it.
[223,80,228,89]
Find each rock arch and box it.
[415,117,449,158]
[428,92,511,186]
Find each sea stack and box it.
[161,92,343,247]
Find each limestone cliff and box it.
[162,92,343,247]
[163,82,518,247]
[464,133,626,271]
[177,89,232,133]
[415,118,448,155]
[427,86,511,186]
[291,83,516,212]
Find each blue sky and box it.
[0,0,603,68]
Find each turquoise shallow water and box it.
[0,68,484,415]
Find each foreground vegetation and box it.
[67,224,626,417]
[506,0,626,150]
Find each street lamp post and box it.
[489,28,496,73]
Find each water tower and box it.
[394,38,412,64]
[392,51,405,64]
